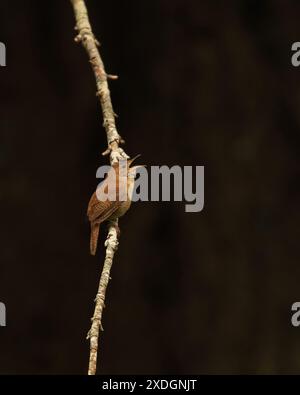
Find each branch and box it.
[70,0,128,375]
[70,0,128,164]
[86,222,119,375]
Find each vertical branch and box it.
[86,223,119,375]
[70,0,128,164]
[70,0,129,375]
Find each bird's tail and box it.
[90,223,100,256]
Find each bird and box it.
[87,155,144,255]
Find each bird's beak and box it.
[128,154,141,166]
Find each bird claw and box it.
[114,224,121,237]
[106,220,120,237]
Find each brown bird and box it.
[87,155,144,255]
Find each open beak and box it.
[128,154,141,166]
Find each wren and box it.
[87,155,144,255]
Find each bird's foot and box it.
[108,220,121,238]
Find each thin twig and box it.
[70,0,129,375]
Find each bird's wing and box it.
[87,165,122,223]
[87,193,122,223]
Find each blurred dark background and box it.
[0,0,300,374]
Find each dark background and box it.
[0,0,300,374]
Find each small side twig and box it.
[70,0,129,375]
